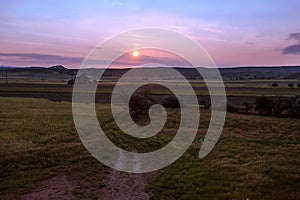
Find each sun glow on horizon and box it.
[132,50,140,57]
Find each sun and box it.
[132,50,139,57]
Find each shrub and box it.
[201,100,211,109]
[271,83,279,88]
[272,97,291,116]
[243,102,252,114]
[288,83,294,88]
[129,90,157,118]
[288,94,300,117]
[67,73,93,85]
[255,96,273,115]
[161,95,182,108]
[293,98,300,113]
[227,103,239,113]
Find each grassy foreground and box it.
[0,98,108,199]
[0,97,299,199]
[148,112,300,199]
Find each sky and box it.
[0,0,299,68]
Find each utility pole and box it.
[5,70,8,84]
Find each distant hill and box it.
[172,66,300,80]
[0,65,14,68]
[48,65,68,70]
[219,66,300,80]
[0,65,77,83]
[0,66,299,83]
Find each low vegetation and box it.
[1,71,300,199]
[129,89,158,118]
[0,98,108,199]
[0,97,299,199]
[148,110,300,199]
[254,95,300,117]
[161,95,181,108]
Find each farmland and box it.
[0,66,299,199]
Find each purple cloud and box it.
[282,44,300,55]
[282,33,300,55]
[288,33,300,42]
[0,53,84,66]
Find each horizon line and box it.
[1,64,300,70]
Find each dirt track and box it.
[99,150,153,200]
[20,173,77,200]
[18,150,153,200]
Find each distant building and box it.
[67,73,95,85]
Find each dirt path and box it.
[16,150,153,200]
[99,150,153,200]
[19,173,77,200]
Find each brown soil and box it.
[17,151,154,200]
[99,150,154,200]
[99,170,153,200]
[20,173,77,200]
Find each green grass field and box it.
[0,98,109,199]
[0,97,299,199]
[1,79,300,97]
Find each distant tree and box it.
[227,103,239,113]
[288,83,294,88]
[201,100,211,109]
[129,94,151,118]
[252,95,300,117]
[67,78,75,85]
[297,83,300,88]
[255,96,273,115]
[162,95,182,108]
[129,90,157,118]
[67,73,92,85]
[271,83,279,88]
[288,94,300,117]
[272,97,292,117]
[243,102,252,114]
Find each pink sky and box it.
[0,1,299,68]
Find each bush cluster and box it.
[129,92,182,118]
[254,95,300,117]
